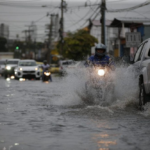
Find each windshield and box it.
[18,61,36,66]
[0,61,5,65]
[7,61,19,64]
[62,61,75,65]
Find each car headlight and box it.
[98,69,105,76]
[44,72,51,76]
[6,66,11,70]
[35,67,38,71]
[19,68,23,71]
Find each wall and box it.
[0,52,14,60]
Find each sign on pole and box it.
[125,32,141,48]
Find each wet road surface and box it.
[0,71,150,150]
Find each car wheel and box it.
[139,83,147,110]
[4,74,8,79]
[36,77,40,80]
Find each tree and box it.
[57,30,98,60]
[0,37,7,52]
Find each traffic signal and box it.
[16,46,19,50]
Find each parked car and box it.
[59,59,76,75]
[4,59,20,79]
[129,38,150,110]
[14,59,41,80]
[0,59,6,76]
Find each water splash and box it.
[52,64,140,110]
[139,103,150,117]
[111,65,139,109]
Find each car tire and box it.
[139,83,147,110]
[4,74,8,79]
[36,77,40,80]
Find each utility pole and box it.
[47,14,53,64]
[100,0,106,45]
[60,0,64,56]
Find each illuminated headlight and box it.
[44,72,51,76]
[11,76,15,79]
[19,78,25,81]
[98,69,105,76]
[6,66,11,70]
[19,68,23,71]
[35,68,38,71]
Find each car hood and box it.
[6,64,18,68]
[17,66,38,71]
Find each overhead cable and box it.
[107,1,150,12]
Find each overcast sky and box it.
[0,0,149,42]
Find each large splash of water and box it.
[51,63,150,116]
[53,64,139,107]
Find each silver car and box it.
[14,59,41,80]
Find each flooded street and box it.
[1,68,150,150]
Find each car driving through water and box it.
[14,59,41,80]
[4,59,20,79]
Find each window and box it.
[140,42,148,59]
[7,61,18,64]
[0,60,5,65]
[19,61,36,66]
[134,42,148,63]
[148,49,150,57]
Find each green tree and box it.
[0,37,7,52]
[57,30,98,60]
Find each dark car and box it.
[0,59,6,76]
[4,59,20,79]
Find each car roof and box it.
[19,59,36,62]
[7,59,20,61]
[60,59,74,62]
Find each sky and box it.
[0,0,150,42]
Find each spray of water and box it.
[110,65,139,109]
[52,63,150,115]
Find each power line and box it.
[66,6,100,29]
[107,1,150,12]
[0,2,58,9]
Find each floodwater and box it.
[0,66,150,150]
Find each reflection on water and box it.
[93,133,117,150]
[98,140,116,147]
[44,81,49,84]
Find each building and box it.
[89,19,125,56]
[89,18,150,60]
[109,18,150,59]
[0,23,9,39]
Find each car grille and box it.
[23,71,35,74]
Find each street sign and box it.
[125,32,141,48]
